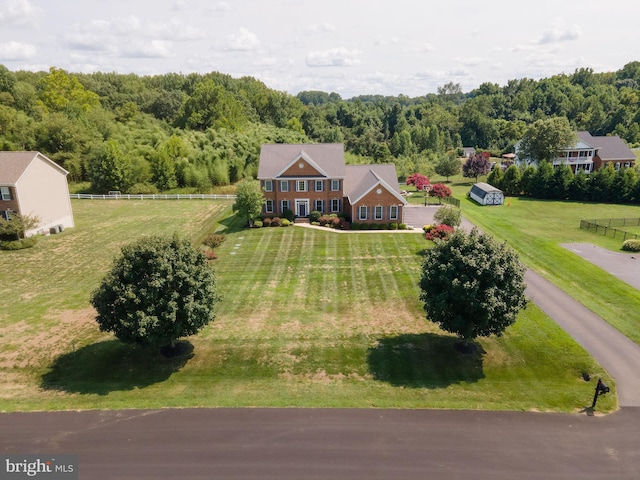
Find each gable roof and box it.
[470,182,502,198]
[0,151,68,186]
[344,164,407,205]
[577,131,635,161]
[258,143,346,179]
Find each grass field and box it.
[0,200,613,412]
[424,173,640,346]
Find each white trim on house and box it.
[265,199,274,213]
[295,198,310,217]
[349,175,407,206]
[274,150,330,178]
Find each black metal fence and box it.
[579,218,640,240]
[441,196,461,208]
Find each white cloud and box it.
[306,47,362,67]
[171,0,189,10]
[414,70,446,81]
[0,0,42,26]
[254,57,277,66]
[457,56,487,67]
[123,40,173,59]
[447,68,471,77]
[536,20,581,44]
[149,19,205,41]
[406,43,435,53]
[205,1,230,13]
[225,28,260,51]
[307,23,337,34]
[0,41,36,60]
[63,32,111,52]
[374,37,400,47]
[113,15,142,36]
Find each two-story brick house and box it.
[257,143,407,224]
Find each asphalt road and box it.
[2,407,640,479]
[3,206,640,478]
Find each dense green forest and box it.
[1,62,639,193]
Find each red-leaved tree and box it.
[430,183,452,203]
[406,173,430,191]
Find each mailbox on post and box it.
[591,378,610,409]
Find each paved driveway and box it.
[406,206,640,405]
[562,243,640,290]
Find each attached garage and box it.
[469,182,504,206]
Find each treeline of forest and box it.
[487,160,640,204]
[0,62,639,193]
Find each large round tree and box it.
[91,235,219,350]
[419,228,527,350]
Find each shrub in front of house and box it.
[399,223,408,230]
[331,217,341,228]
[425,224,454,241]
[622,239,640,251]
[263,218,272,227]
[310,210,322,223]
[339,219,351,230]
[282,208,295,222]
[390,222,398,230]
[318,215,332,226]
[281,219,291,227]
[0,237,38,250]
[254,220,263,228]
[271,217,282,227]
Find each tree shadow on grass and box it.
[216,212,249,234]
[41,340,194,396]
[367,333,485,388]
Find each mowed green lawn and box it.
[433,175,640,346]
[0,200,613,412]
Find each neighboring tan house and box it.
[515,131,635,174]
[257,143,407,224]
[0,151,74,236]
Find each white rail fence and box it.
[70,193,236,200]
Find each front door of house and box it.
[296,199,309,218]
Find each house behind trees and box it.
[515,131,635,173]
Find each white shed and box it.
[469,182,504,206]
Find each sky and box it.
[0,0,638,98]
